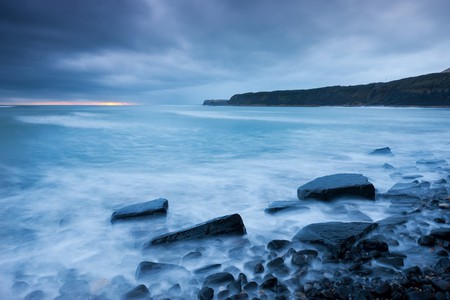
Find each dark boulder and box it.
[264,201,310,214]
[418,235,436,247]
[135,261,188,280]
[144,214,246,247]
[430,228,450,241]
[198,286,214,300]
[203,272,234,286]
[194,264,222,274]
[267,240,291,251]
[370,147,393,156]
[297,173,375,201]
[111,198,168,222]
[292,222,377,257]
[123,285,151,300]
[355,238,389,253]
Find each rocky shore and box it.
[17,151,450,300]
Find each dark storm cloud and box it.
[0,0,449,104]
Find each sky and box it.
[0,0,449,105]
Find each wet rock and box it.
[267,240,291,252]
[238,273,248,285]
[383,163,395,169]
[111,198,168,222]
[264,201,310,214]
[418,235,436,246]
[260,276,278,291]
[244,281,258,292]
[437,250,449,256]
[431,278,450,291]
[145,214,246,247]
[370,147,393,156]
[430,228,450,241]
[407,290,434,300]
[377,215,408,228]
[267,257,284,269]
[374,282,392,297]
[203,272,234,286]
[59,279,90,298]
[228,294,249,300]
[347,209,373,222]
[355,238,389,253]
[291,252,308,267]
[227,280,242,294]
[297,249,319,258]
[244,259,265,271]
[23,290,45,300]
[297,173,375,201]
[416,159,447,166]
[168,283,181,295]
[434,218,446,224]
[182,251,202,264]
[404,266,422,278]
[12,281,29,294]
[217,289,230,299]
[254,263,264,274]
[293,222,377,257]
[123,284,150,300]
[135,261,188,280]
[194,264,222,274]
[377,256,404,268]
[435,257,450,272]
[198,286,214,300]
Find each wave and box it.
[16,114,117,129]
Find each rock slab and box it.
[297,173,375,201]
[293,222,377,257]
[111,198,168,222]
[135,261,188,280]
[145,213,246,247]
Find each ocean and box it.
[0,105,449,298]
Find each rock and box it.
[355,238,389,253]
[377,256,404,268]
[431,278,450,291]
[267,240,291,251]
[370,147,393,156]
[297,249,319,258]
[291,252,308,267]
[23,290,46,300]
[260,276,278,291]
[376,215,408,228]
[194,264,222,274]
[264,201,310,214]
[404,266,422,278]
[418,235,436,247]
[135,261,188,280]
[383,163,395,169]
[182,251,202,264]
[123,285,151,300]
[430,228,450,241]
[383,181,428,201]
[145,214,246,247]
[437,250,449,256]
[374,282,392,297]
[198,286,214,300]
[12,281,29,294]
[243,281,258,292]
[59,279,90,298]
[266,257,284,269]
[434,218,446,224]
[203,272,234,286]
[407,290,434,300]
[111,198,168,222]
[416,159,447,166]
[292,222,377,257]
[297,173,375,201]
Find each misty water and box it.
[1,105,449,299]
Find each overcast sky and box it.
[1,0,449,104]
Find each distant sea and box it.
[1,105,449,298]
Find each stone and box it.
[370,147,393,155]
[123,285,150,300]
[264,201,311,214]
[431,278,450,291]
[404,266,422,278]
[267,240,291,251]
[377,256,404,268]
[135,261,188,280]
[198,286,214,300]
[194,264,222,274]
[418,235,436,247]
[203,272,234,286]
[23,290,46,300]
[243,281,258,292]
[355,238,389,253]
[383,163,395,169]
[59,279,90,298]
[297,173,375,201]
[260,277,278,291]
[266,257,284,269]
[145,214,246,247]
[430,228,450,241]
[292,222,377,257]
[111,198,168,222]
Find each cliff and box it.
[203,71,450,107]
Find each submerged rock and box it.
[264,201,310,214]
[297,173,375,201]
[430,228,450,241]
[111,198,168,222]
[203,272,234,286]
[123,285,151,300]
[144,214,246,247]
[292,222,377,257]
[135,261,188,280]
[370,147,393,156]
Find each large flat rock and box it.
[297,173,375,201]
[111,198,168,222]
[293,222,377,257]
[144,213,246,248]
[135,261,188,280]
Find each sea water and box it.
[0,105,449,298]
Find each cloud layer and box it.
[1,0,449,104]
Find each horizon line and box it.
[0,101,138,106]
